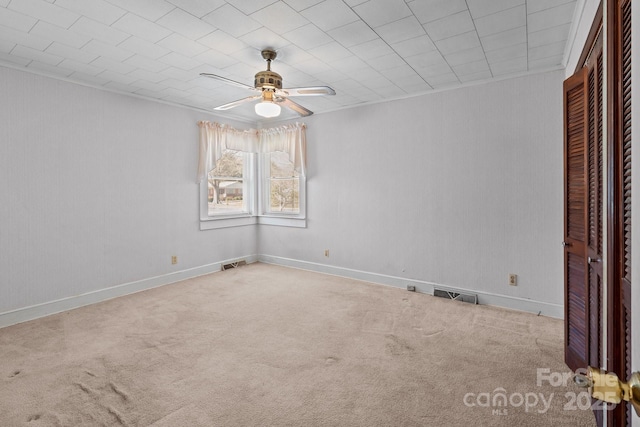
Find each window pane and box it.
[208,150,246,215]
[269,152,299,213]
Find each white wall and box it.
[0,66,257,317]
[259,70,565,314]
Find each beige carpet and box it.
[0,263,596,426]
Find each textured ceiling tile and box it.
[489,55,527,76]
[451,59,490,76]
[8,0,79,28]
[225,0,278,15]
[202,4,262,38]
[27,60,73,76]
[120,36,172,60]
[528,2,576,32]
[70,71,110,85]
[29,21,91,49]
[156,8,217,40]
[251,1,309,34]
[54,0,126,26]
[69,17,130,45]
[375,16,425,44]
[276,45,315,65]
[528,23,571,47]
[435,31,480,55]
[474,5,526,38]
[0,39,14,53]
[0,51,33,66]
[309,41,352,62]
[11,44,63,65]
[157,33,209,57]
[111,14,172,44]
[353,0,413,28]
[349,38,394,61]
[381,63,421,80]
[405,50,447,70]
[59,58,103,75]
[370,52,406,70]
[423,10,474,41]
[528,53,564,69]
[282,23,332,50]
[0,26,51,50]
[528,40,566,61]
[300,0,360,31]
[282,0,324,11]
[82,40,134,62]
[332,55,369,73]
[198,30,248,55]
[104,0,175,22]
[485,42,526,63]
[124,54,169,73]
[458,68,492,82]
[527,0,576,14]
[407,0,467,24]
[425,72,459,87]
[166,0,226,18]
[328,20,378,48]
[444,46,486,67]
[0,5,38,31]
[467,0,524,19]
[158,51,201,70]
[128,68,167,83]
[239,27,290,50]
[45,42,98,64]
[89,55,136,75]
[391,35,436,57]
[480,26,526,52]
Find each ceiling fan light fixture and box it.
[255,100,281,118]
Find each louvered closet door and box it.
[564,68,590,372]
[586,36,604,374]
[609,0,633,424]
[586,33,605,427]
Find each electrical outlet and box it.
[508,274,517,286]
[171,255,177,265]
[324,249,329,257]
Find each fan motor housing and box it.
[254,70,282,90]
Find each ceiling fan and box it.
[200,49,335,118]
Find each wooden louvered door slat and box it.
[564,68,590,372]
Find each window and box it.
[263,151,302,215]
[198,121,306,229]
[207,149,249,216]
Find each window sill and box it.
[200,215,257,230]
[199,215,306,230]
[258,215,306,228]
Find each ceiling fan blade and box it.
[214,95,261,111]
[277,97,314,117]
[279,86,336,97]
[200,73,258,91]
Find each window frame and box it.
[199,150,305,230]
[257,151,306,227]
[199,151,257,230]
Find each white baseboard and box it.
[0,253,563,329]
[0,255,258,328]
[258,255,564,319]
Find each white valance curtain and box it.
[197,121,307,182]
